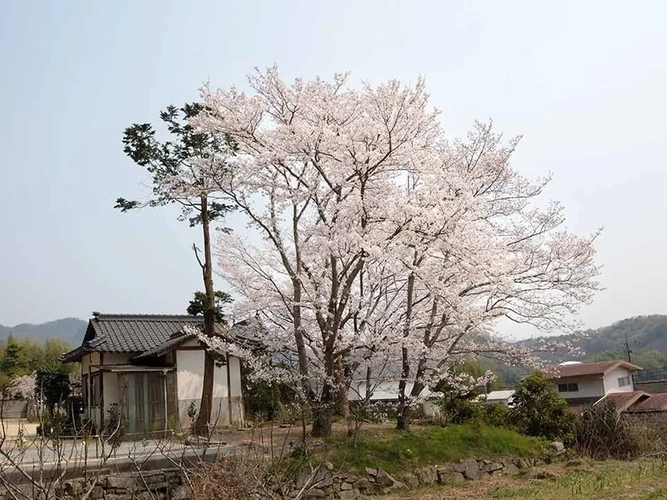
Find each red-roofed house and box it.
[546,360,643,411]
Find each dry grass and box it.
[380,458,667,499]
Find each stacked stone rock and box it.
[292,455,549,499]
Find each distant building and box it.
[482,390,515,407]
[546,360,642,412]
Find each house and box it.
[348,371,440,418]
[62,312,246,435]
[547,360,642,412]
[482,390,515,407]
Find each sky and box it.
[1,1,666,337]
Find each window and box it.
[618,376,631,387]
[558,383,579,393]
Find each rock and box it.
[514,458,530,469]
[439,471,465,484]
[106,476,132,489]
[481,462,503,473]
[63,480,83,497]
[463,457,480,480]
[304,488,326,498]
[340,482,353,491]
[504,463,519,475]
[356,478,371,490]
[551,441,565,455]
[375,469,408,491]
[417,467,438,485]
[403,472,419,488]
[346,475,358,483]
[295,469,311,489]
[365,467,378,477]
[452,462,466,474]
[338,490,360,499]
[375,469,395,487]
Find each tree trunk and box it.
[311,384,334,437]
[195,194,217,436]
[396,405,412,431]
[396,263,416,432]
[311,343,336,438]
[335,356,350,421]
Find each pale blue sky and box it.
[1,1,666,335]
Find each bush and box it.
[483,402,510,427]
[575,401,640,459]
[508,371,577,442]
[441,397,483,424]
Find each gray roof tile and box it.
[62,313,229,362]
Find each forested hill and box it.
[521,315,667,370]
[0,318,87,345]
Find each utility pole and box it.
[623,331,634,363]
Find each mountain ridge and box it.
[0,317,87,345]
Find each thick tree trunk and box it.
[396,262,416,431]
[396,405,412,432]
[335,356,350,419]
[311,383,334,438]
[195,194,217,436]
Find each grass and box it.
[380,458,667,499]
[321,424,547,476]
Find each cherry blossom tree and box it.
[191,67,600,436]
[382,121,600,430]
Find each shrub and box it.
[483,402,510,427]
[441,397,484,424]
[575,401,640,459]
[508,371,577,442]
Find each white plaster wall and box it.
[552,376,604,399]
[175,350,244,427]
[229,357,242,397]
[603,367,634,393]
[176,350,205,400]
[103,353,132,365]
[103,372,119,414]
[213,360,228,398]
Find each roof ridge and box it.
[92,313,204,321]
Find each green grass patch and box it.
[322,424,547,476]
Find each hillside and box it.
[0,317,87,345]
[523,315,667,367]
[491,315,667,387]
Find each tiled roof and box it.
[549,360,642,379]
[564,396,602,414]
[131,332,196,361]
[61,313,230,362]
[595,391,651,413]
[627,393,667,412]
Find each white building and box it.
[546,360,642,412]
[62,313,246,435]
[482,390,515,407]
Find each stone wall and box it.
[291,455,549,499]
[59,468,188,500]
